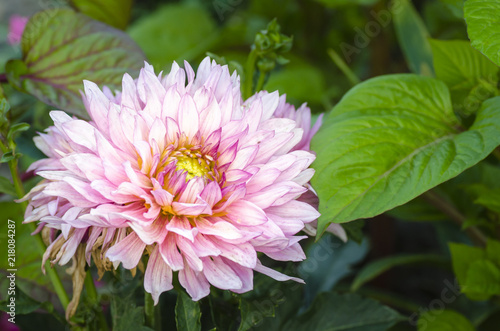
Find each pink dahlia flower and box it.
[22,58,321,303]
[249,91,347,242]
[7,15,28,45]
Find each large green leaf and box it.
[311,74,500,233]
[387,197,446,222]
[283,292,405,331]
[128,4,217,71]
[430,39,499,115]
[393,0,434,76]
[71,0,133,30]
[418,310,475,331]
[6,8,145,118]
[175,290,201,331]
[351,254,449,291]
[465,0,500,67]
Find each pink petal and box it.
[166,216,198,242]
[178,94,199,138]
[176,237,203,272]
[106,232,146,269]
[225,200,267,226]
[160,233,184,271]
[254,261,304,284]
[202,256,242,290]
[144,245,173,304]
[195,217,243,240]
[178,263,210,301]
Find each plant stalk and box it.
[423,190,487,246]
[145,292,160,331]
[255,70,267,93]
[327,48,360,87]
[243,48,258,100]
[84,270,108,331]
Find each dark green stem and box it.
[255,70,267,93]
[85,270,108,331]
[327,48,360,87]
[243,48,259,100]
[423,190,487,246]
[145,292,160,331]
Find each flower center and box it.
[175,155,211,180]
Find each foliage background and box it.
[0,0,499,330]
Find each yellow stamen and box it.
[175,156,210,180]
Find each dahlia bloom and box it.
[7,15,28,45]
[250,91,347,241]
[22,57,321,303]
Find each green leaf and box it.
[175,290,201,331]
[128,4,217,71]
[463,260,500,300]
[465,0,500,67]
[0,287,53,315]
[486,239,500,267]
[387,197,446,222]
[283,292,405,331]
[6,8,145,118]
[71,0,133,30]
[0,151,15,163]
[110,295,153,331]
[472,187,500,213]
[430,39,499,115]
[418,310,475,331]
[0,202,62,300]
[393,0,434,76]
[352,254,449,291]
[311,74,500,234]
[0,176,17,196]
[0,96,10,129]
[7,123,30,142]
[238,298,264,331]
[449,242,486,285]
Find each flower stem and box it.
[0,139,70,309]
[84,270,108,331]
[423,190,487,246]
[255,70,267,94]
[327,48,360,87]
[243,48,258,100]
[144,292,160,331]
